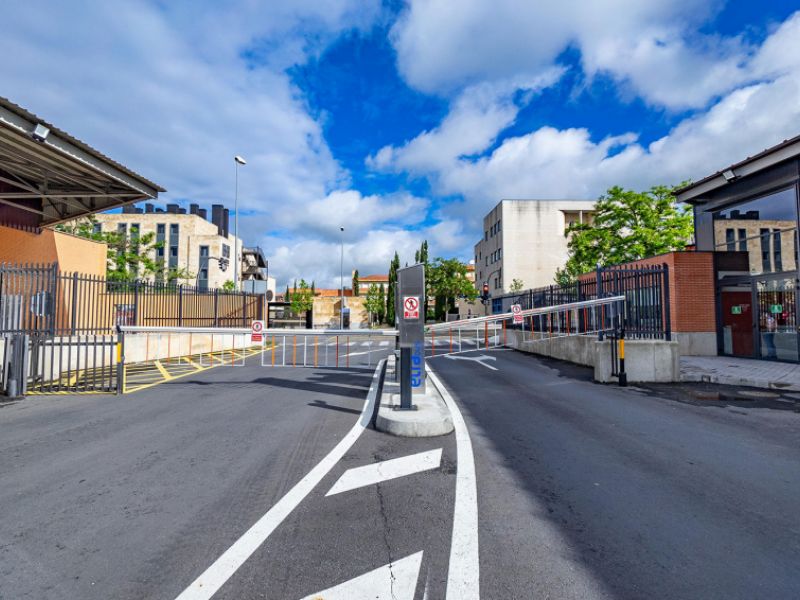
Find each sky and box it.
[2,0,800,288]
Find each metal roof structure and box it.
[0,96,165,227]
[676,133,800,203]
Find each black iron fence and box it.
[0,262,265,336]
[491,264,671,340]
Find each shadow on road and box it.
[307,399,362,415]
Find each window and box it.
[169,223,179,269]
[773,230,783,272]
[117,223,127,236]
[485,231,488,241]
[712,187,798,275]
[198,245,210,291]
[157,224,165,235]
[725,228,735,252]
[221,244,230,259]
[199,245,209,257]
[760,228,771,273]
[92,223,102,234]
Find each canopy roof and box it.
[0,96,164,227]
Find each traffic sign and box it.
[251,320,265,343]
[511,304,523,324]
[403,296,420,320]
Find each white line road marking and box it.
[427,366,480,600]
[299,551,423,600]
[326,449,442,496]
[173,360,386,600]
[443,353,498,371]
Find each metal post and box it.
[178,284,184,327]
[339,227,344,330]
[399,346,413,410]
[70,272,79,335]
[618,325,627,387]
[662,263,672,341]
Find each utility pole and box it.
[339,226,345,329]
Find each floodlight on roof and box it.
[31,123,50,143]
[722,169,737,182]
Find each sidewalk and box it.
[681,355,800,392]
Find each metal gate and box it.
[26,333,119,394]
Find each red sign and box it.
[403,296,420,320]
[251,320,265,343]
[511,304,523,324]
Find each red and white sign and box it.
[403,296,420,320]
[511,304,523,324]
[251,320,265,343]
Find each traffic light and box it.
[481,282,489,302]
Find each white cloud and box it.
[390,0,758,110]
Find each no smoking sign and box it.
[403,296,420,320]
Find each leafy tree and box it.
[290,279,314,315]
[222,280,235,291]
[386,252,400,325]
[509,278,525,293]
[428,258,478,321]
[378,283,386,324]
[556,185,694,282]
[352,270,360,296]
[364,284,383,327]
[56,215,192,282]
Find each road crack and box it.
[375,463,398,600]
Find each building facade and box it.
[93,203,241,290]
[354,273,389,295]
[473,199,595,293]
[677,134,800,362]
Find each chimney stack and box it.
[211,204,225,236]
[223,208,230,238]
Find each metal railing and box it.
[489,264,670,340]
[0,262,264,336]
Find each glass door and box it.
[755,277,799,362]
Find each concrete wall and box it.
[313,296,368,329]
[507,330,680,382]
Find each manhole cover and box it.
[736,390,780,399]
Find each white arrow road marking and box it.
[326,449,442,496]
[174,361,386,600]
[444,353,498,371]
[427,367,480,600]
[299,551,423,600]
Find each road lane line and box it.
[174,359,387,600]
[427,366,480,600]
[299,551,423,600]
[325,449,442,496]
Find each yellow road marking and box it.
[154,360,173,380]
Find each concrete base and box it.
[375,357,453,437]
[508,330,681,383]
[674,332,717,356]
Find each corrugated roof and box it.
[0,95,165,193]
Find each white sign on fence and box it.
[251,320,265,343]
[511,304,523,324]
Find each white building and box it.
[473,199,596,293]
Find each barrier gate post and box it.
[397,263,425,409]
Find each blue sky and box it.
[2,1,800,287]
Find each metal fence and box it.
[490,264,671,340]
[0,262,265,336]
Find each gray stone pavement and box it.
[681,355,800,391]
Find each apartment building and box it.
[93,203,241,290]
[473,199,595,293]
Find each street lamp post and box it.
[339,227,344,329]
[233,155,246,291]
[482,267,502,315]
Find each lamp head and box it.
[234,155,247,165]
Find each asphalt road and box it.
[0,353,454,600]
[428,348,800,600]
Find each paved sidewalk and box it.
[681,355,800,391]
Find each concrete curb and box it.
[681,371,800,392]
[375,357,454,438]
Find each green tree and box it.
[352,270,360,296]
[406,240,435,316]
[378,283,386,324]
[222,280,235,291]
[290,279,314,315]
[556,185,694,282]
[284,284,291,303]
[428,258,478,321]
[386,252,400,325]
[364,283,383,327]
[56,215,192,282]
[509,278,525,293]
